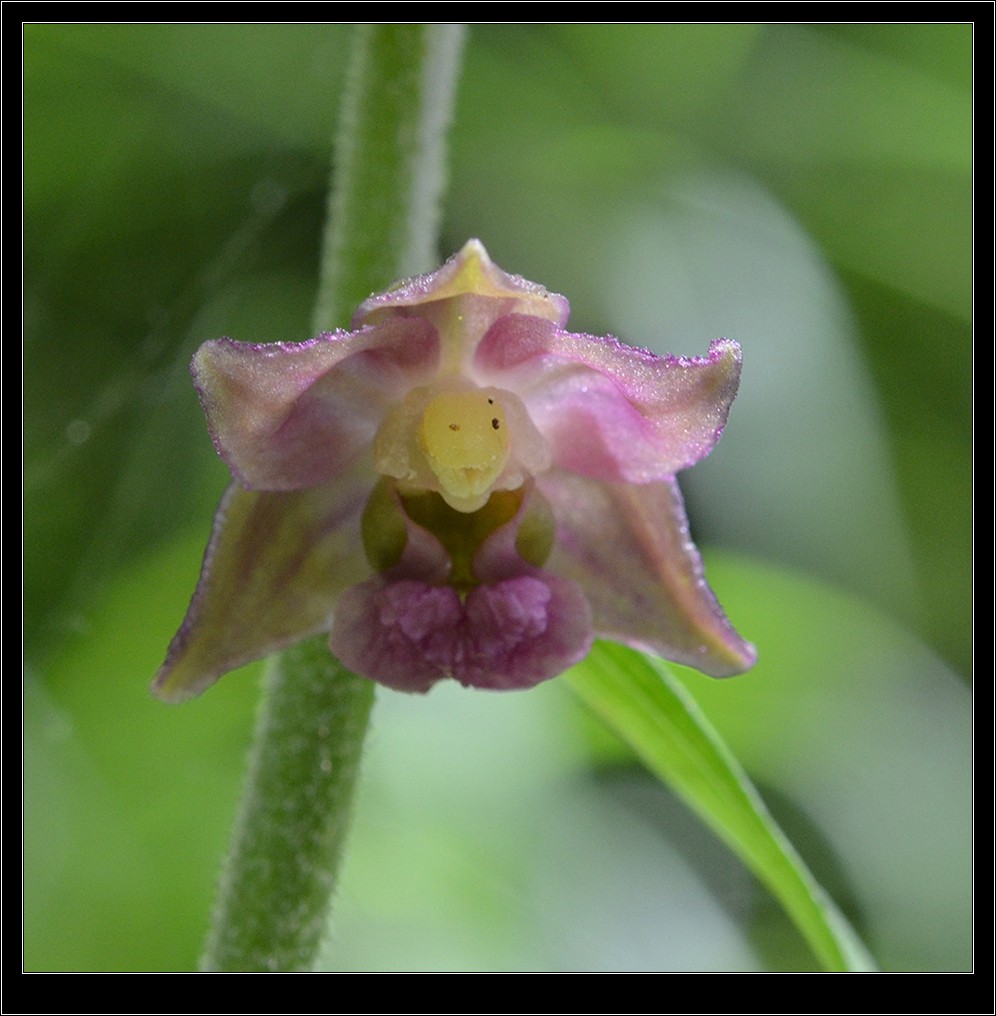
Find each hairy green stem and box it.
[313,23,466,333]
[201,23,466,972]
[201,641,375,971]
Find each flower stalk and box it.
[200,640,375,972]
[313,23,466,333]
[199,23,466,972]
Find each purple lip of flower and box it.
[153,240,756,701]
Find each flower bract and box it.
[154,240,755,700]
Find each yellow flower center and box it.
[418,390,510,512]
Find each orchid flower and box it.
[154,241,755,700]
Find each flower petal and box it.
[477,315,743,482]
[192,318,438,490]
[539,470,756,677]
[353,239,570,331]
[152,469,372,703]
[460,576,592,690]
[329,574,592,693]
[328,580,463,693]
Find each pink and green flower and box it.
[154,241,754,699]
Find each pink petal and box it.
[193,318,439,490]
[539,470,756,677]
[476,315,743,482]
[460,576,592,690]
[152,470,372,703]
[329,574,592,693]
[329,580,464,693]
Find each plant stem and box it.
[200,23,466,972]
[201,641,375,971]
[313,23,466,333]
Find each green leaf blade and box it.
[566,641,877,972]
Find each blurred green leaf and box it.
[566,643,875,972]
[677,552,972,971]
[25,530,261,971]
[23,25,331,662]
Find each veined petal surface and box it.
[477,317,742,482]
[154,464,372,702]
[539,470,756,677]
[193,319,438,490]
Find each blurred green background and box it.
[24,24,971,971]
